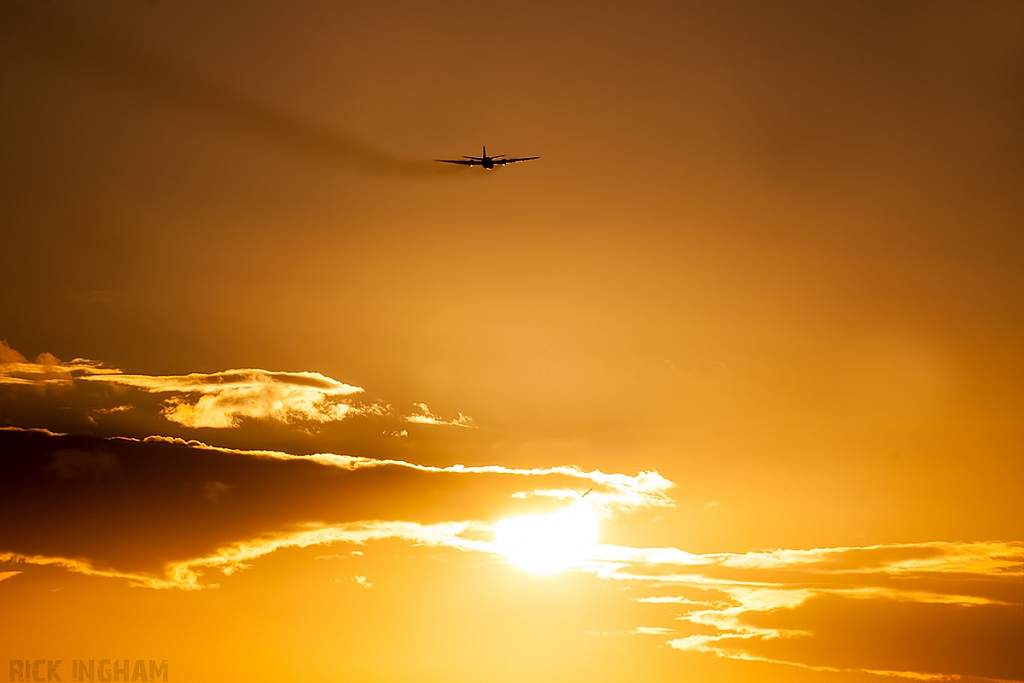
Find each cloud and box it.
[132,432,676,513]
[0,341,26,363]
[0,427,673,579]
[82,368,367,428]
[0,343,482,433]
[634,596,723,607]
[666,593,1023,682]
[0,347,120,386]
[201,480,233,502]
[598,541,1023,682]
[631,626,677,635]
[3,519,488,590]
[0,424,1017,682]
[402,402,475,428]
[45,448,119,479]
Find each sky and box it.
[0,1,1022,682]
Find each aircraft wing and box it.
[494,156,540,165]
[435,158,481,166]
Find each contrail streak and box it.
[1,5,463,178]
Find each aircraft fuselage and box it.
[480,146,495,169]
[435,145,537,169]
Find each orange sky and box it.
[1,2,1021,682]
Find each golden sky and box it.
[1,2,1021,682]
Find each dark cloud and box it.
[45,448,119,479]
[742,594,1023,681]
[0,427,667,579]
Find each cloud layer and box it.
[0,342,468,431]
[82,368,366,428]
[599,541,1023,682]
[1,426,1019,682]
[0,427,671,578]
[2,342,1020,683]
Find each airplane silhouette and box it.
[435,146,540,170]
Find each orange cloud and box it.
[402,402,475,428]
[602,542,1023,682]
[0,341,26,363]
[666,591,1022,682]
[80,369,367,427]
[0,348,119,386]
[1,343,482,430]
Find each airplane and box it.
[435,146,540,170]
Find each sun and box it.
[494,501,600,574]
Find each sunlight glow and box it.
[494,501,600,574]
